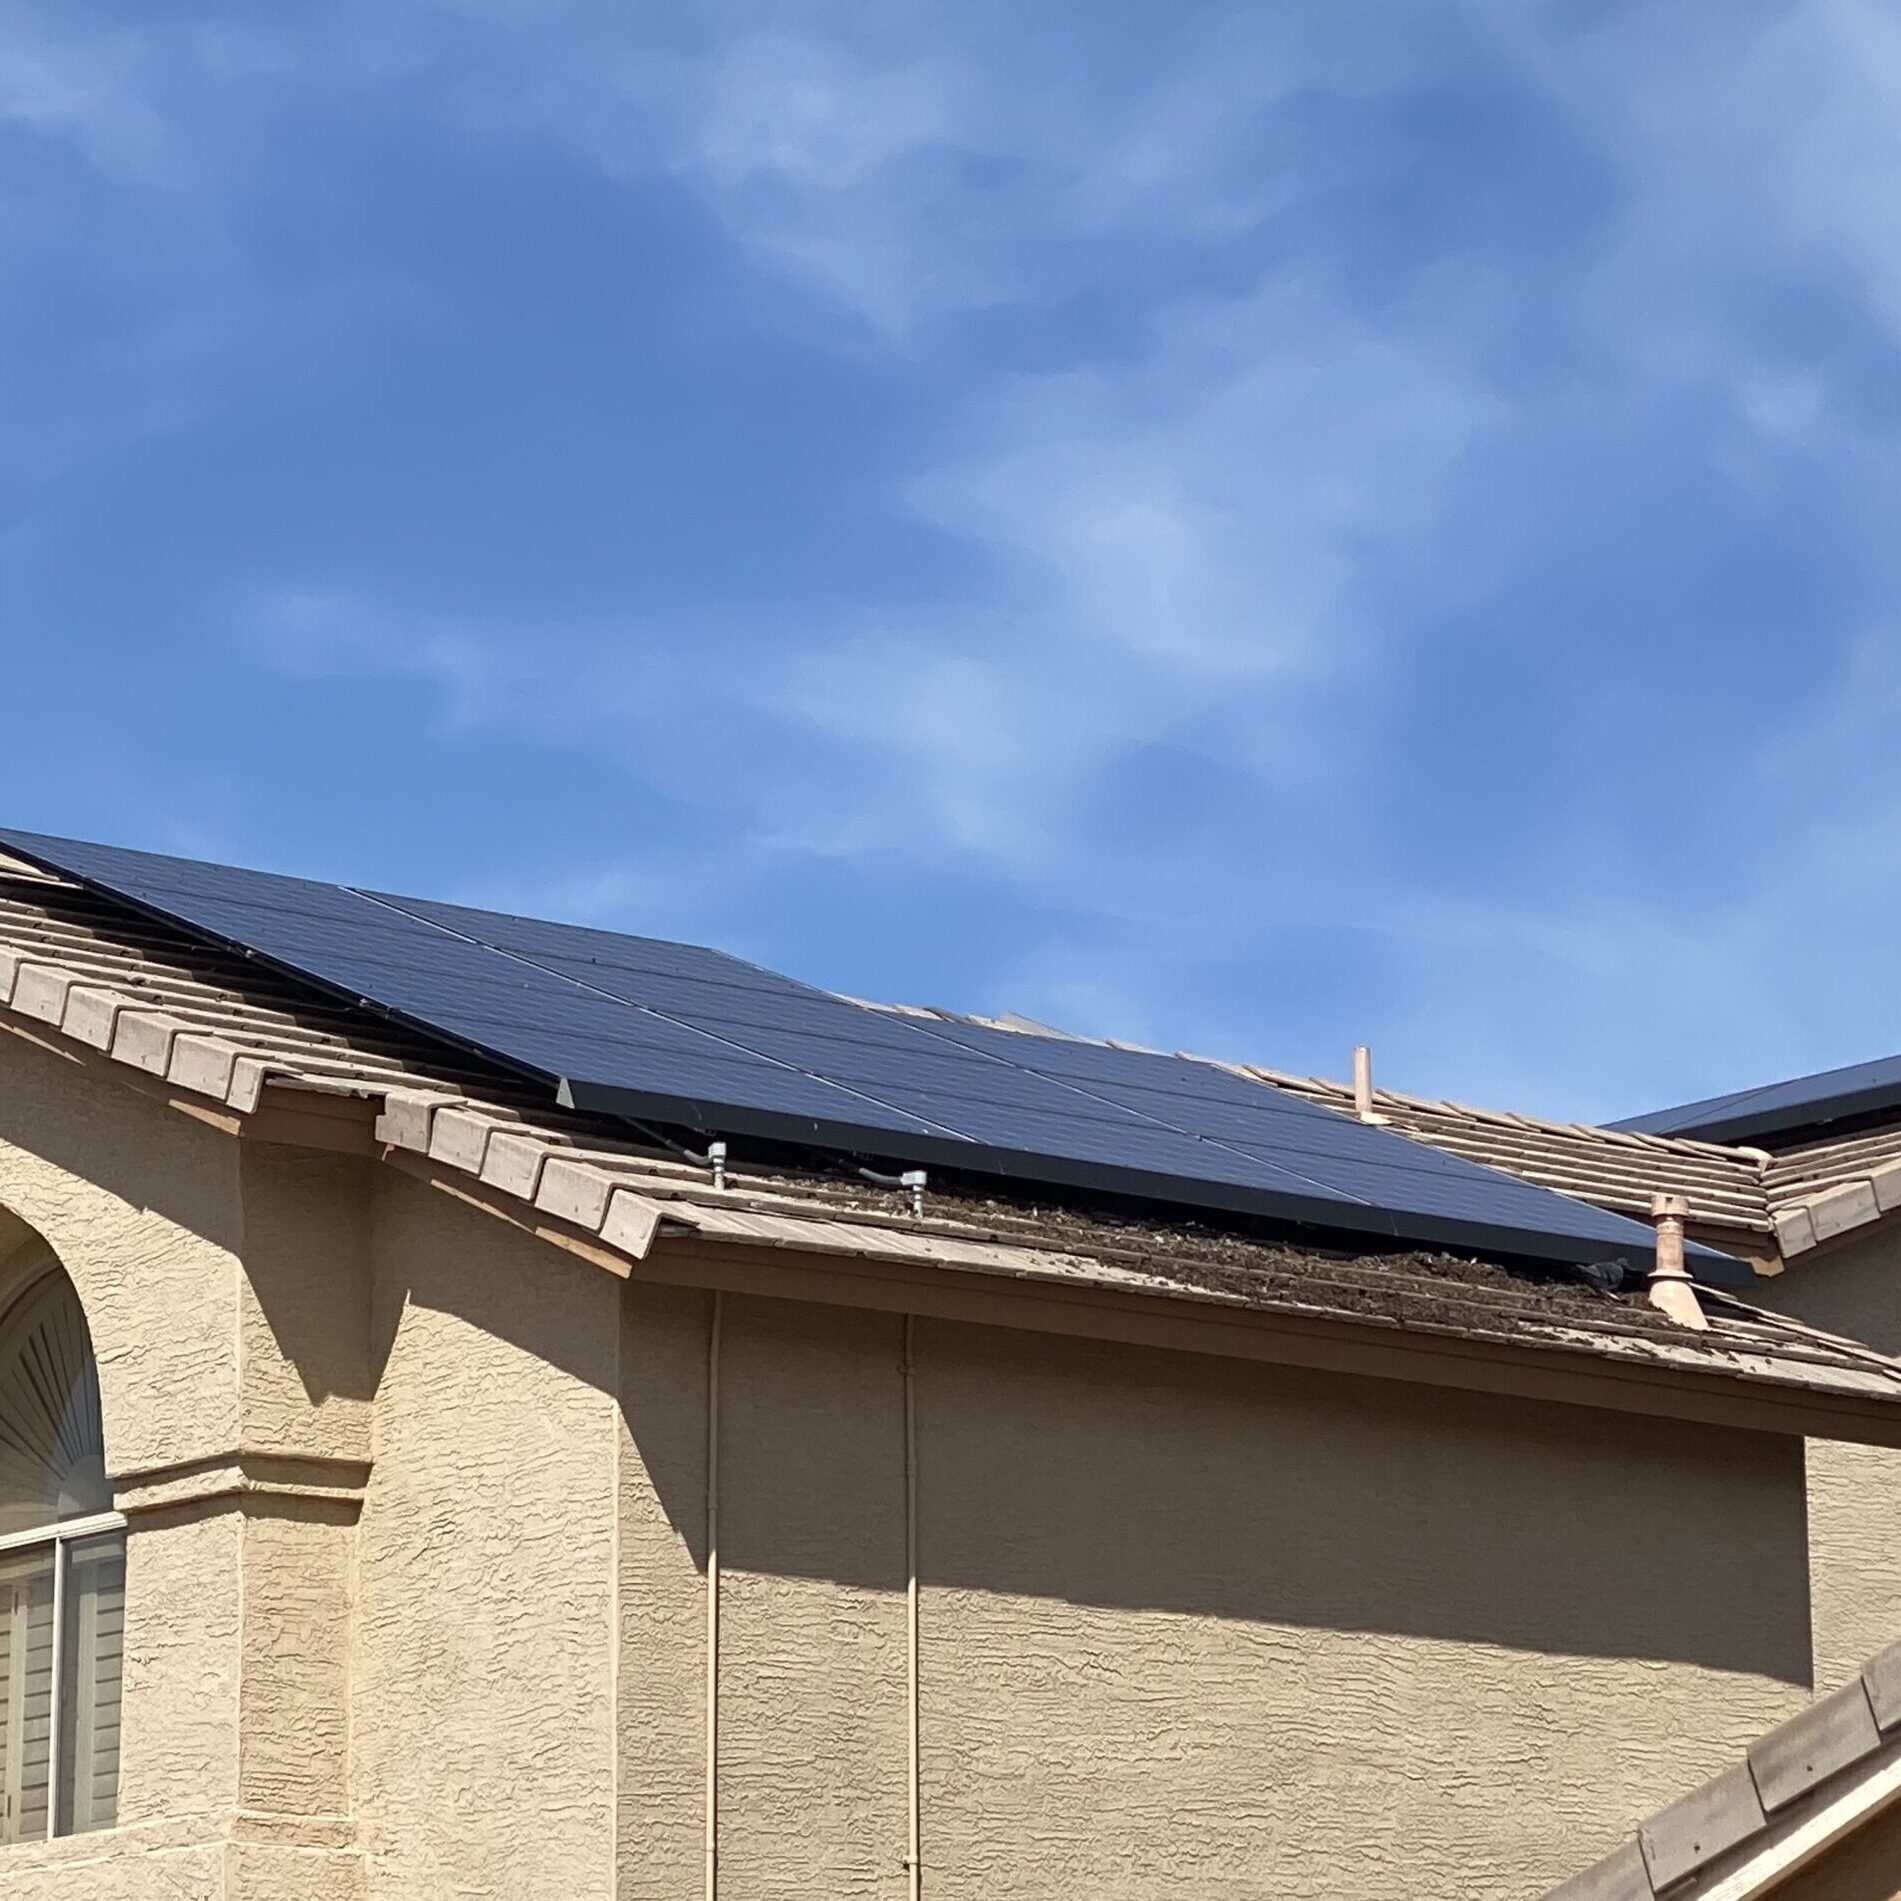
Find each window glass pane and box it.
[0,1268,112,1538]
[0,1544,54,1843]
[56,1534,124,1837]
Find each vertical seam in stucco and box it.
[905,1313,921,1900]
[705,1289,722,1901]
[231,1143,247,1816]
[347,1413,361,1866]
[610,1279,622,1898]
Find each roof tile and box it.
[1542,1839,1652,1901]
[5,865,1901,1406]
[1748,1678,1881,1813]
[1862,1642,1901,1733]
[1638,1761,1766,1890]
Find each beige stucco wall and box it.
[0,1026,1850,1898]
[0,1036,366,1898]
[614,1288,1818,1901]
[353,1170,622,1901]
[1757,1234,1901,1693]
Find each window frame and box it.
[0,1498,126,1841]
[0,1252,123,1845]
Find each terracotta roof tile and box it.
[858,1001,1901,1264]
[5,864,1901,1409]
[1543,1645,1901,1898]
[851,999,1778,1240]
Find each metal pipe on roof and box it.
[1648,1193,1710,1330]
[860,1165,929,1219]
[1352,1046,1387,1124]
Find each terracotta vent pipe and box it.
[1648,1192,1709,1331]
[1352,1046,1388,1125]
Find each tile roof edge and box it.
[1544,1642,1901,1900]
[5,921,1900,1407]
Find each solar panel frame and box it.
[1614,1054,1901,1145]
[0,828,1745,1279]
[380,890,1704,1261]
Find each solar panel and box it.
[0,828,1742,1279]
[1614,1053,1901,1145]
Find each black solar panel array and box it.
[0,829,1742,1278]
[1615,1053,1901,1145]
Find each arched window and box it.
[0,1255,123,1844]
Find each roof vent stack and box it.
[1352,1046,1388,1125]
[1648,1193,1709,1331]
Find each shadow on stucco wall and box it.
[629,1289,1816,1686]
[0,1032,1819,1692]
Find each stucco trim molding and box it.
[114,1450,372,1521]
[0,1806,362,1891]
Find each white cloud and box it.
[0,17,168,177]
[25,0,1901,1115]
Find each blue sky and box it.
[5,0,1900,1122]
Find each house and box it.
[4,830,1901,1900]
[1181,1047,1901,1703]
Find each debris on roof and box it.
[0,828,1717,1275]
[6,857,1901,1427]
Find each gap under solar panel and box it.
[0,829,1741,1278]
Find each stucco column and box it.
[0,1037,372,1898]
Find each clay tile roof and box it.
[14,838,1901,1273]
[848,999,1778,1244]
[1545,1643,1901,1898]
[858,1002,1901,1267]
[1762,1127,1901,1257]
[1239,1063,1773,1235]
[6,858,1901,1425]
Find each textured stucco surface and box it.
[236,1146,372,1465]
[353,1170,620,1901]
[618,1280,711,1901]
[0,1820,226,1898]
[613,1294,1816,1901]
[117,1509,243,1825]
[1805,1439,1901,1694]
[718,1298,909,1899]
[0,1031,243,1477]
[1759,1235,1901,1692]
[0,1038,364,1897]
[909,1322,1810,1900]
[0,1034,628,1897]
[0,1818,365,1901]
[0,1027,1854,1899]
[239,1507,353,1820]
